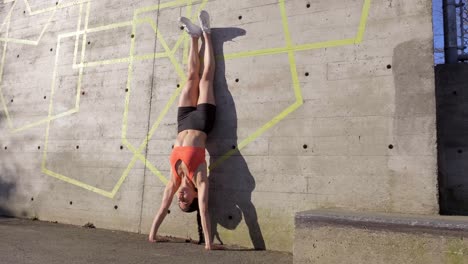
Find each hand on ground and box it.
[205,244,225,250]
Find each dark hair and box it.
[179,198,198,213]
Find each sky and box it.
[433,0,445,64]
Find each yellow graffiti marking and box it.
[2,0,372,197]
[0,0,90,133]
[121,0,373,185]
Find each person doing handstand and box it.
[148,10,222,250]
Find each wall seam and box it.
[138,0,161,234]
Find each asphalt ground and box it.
[0,217,292,264]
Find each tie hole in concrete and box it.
[114,205,118,210]
[238,15,242,20]
[387,64,392,69]
[306,3,311,8]
[388,144,394,149]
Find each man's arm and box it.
[148,176,179,242]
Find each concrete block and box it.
[294,210,468,264]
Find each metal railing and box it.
[460,1,468,60]
[444,0,468,62]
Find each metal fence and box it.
[444,0,468,62]
[461,1,468,58]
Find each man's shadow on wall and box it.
[201,27,266,250]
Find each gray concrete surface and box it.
[0,217,291,264]
[0,0,438,252]
[294,210,468,264]
[435,64,468,215]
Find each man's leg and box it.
[179,36,201,107]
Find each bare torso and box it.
[174,129,207,148]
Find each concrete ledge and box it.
[296,209,468,235]
[294,210,468,264]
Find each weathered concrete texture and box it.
[0,0,437,253]
[0,217,292,264]
[294,210,468,264]
[436,64,468,215]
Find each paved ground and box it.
[0,217,291,264]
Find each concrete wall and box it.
[294,210,468,264]
[436,64,468,215]
[0,0,437,252]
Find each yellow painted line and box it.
[279,0,292,48]
[70,19,161,69]
[0,1,16,33]
[171,33,185,54]
[72,53,169,69]
[123,139,169,185]
[0,38,37,45]
[43,167,114,197]
[43,0,372,196]
[75,1,90,110]
[0,15,13,129]
[209,100,303,170]
[0,0,89,46]
[210,0,304,170]
[134,52,168,61]
[136,0,187,15]
[121,10,138,141]
[279,0,302,103]
[41,2,122,197]
[28,0,91,16]
[34,9,57,44]
[118,14,188,185]
[355,0,371,44]
[110,139,139,197]
[12,108,78,133]
[72,3,83,67]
